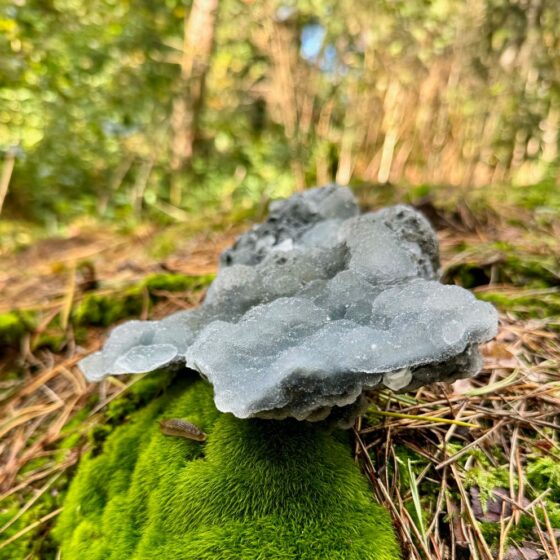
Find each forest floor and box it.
[0,183,559,559]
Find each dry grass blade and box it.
[0,508,62,551]
[0,402,63,440]
[540,503,560,559]
[0,472,63,535]
[529,505,555,560]
[435,420,507,470]
[449,463,494,560]
[464,371,519,396]
[368,409,479,428]
[407,459,428,548]
[59,265,76,331]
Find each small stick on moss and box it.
[159,418,206,442]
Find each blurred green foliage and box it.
[1,0,560,226]
[0,272,214,359]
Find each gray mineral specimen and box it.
[80,185,498,424]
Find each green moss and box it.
[0,310,37,347]
[477,291,560,321]
[147,231,178,259]
[71,289,144,327]
[466,453,560,549]
[507,180,560,213]
[406,184,432,202]
[464,456,511,511]
[509,515,537,543]
[0,503,29,560]
[55,407,95,454]
[55,376,401,559]
[444,243,560,291]
[31,331,67,352]
[544,502,560,528]
[0,375,185,559]
[105,369,176,424]
[141,272,215,293]
[17,456,51,476]
[71,273,214,328]
[463,455,538,551]
[481,514,538,549]
[501,253,559,288]
[479,520,501,546]
[527,456,560,502]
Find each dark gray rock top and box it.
[80,185,498,425]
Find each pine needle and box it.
[60,264,76,330]
[369,409,480,429]
[0,508,62,551]
[407,459,428,547]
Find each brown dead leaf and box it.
[482,341,518,369]
[503,544,543,560]
[470,487,530,523]
[451,378,476,395]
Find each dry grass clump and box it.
[358,315,560,559]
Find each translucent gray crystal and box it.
[79,185,498,423]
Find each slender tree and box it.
[170,0,220,205]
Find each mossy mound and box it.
[54,374,401,559]
[72,272,215,328]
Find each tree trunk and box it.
[0,148,16,217]
[170,0,219,206]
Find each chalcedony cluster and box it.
[80,185,498,424]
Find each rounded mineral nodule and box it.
[79,185,499,425]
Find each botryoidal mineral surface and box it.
[80,185,498,424]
